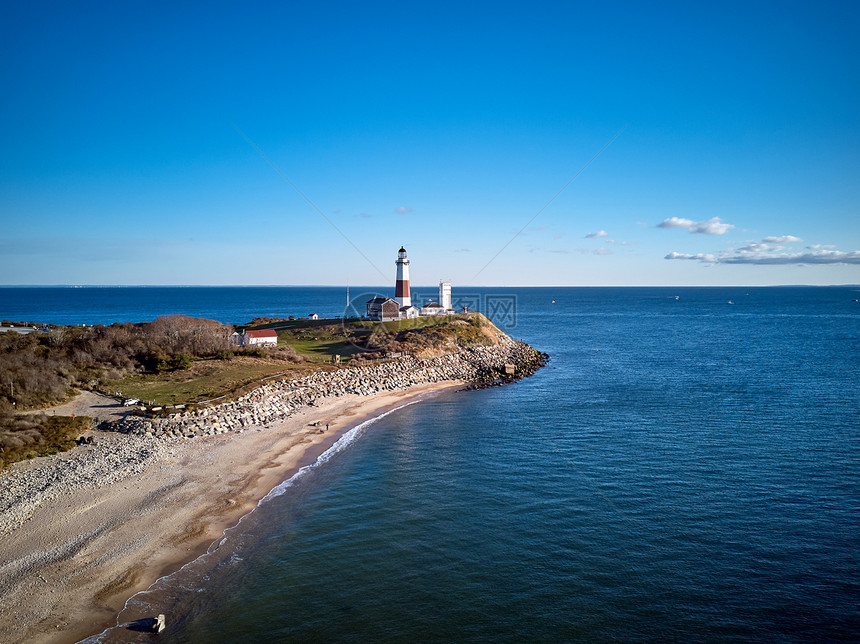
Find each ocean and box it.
[3,286,859,641]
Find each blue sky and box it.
[1,0,858,286]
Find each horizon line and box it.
[1,284,858,289]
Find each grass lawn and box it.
[263,319,367,362]
[282,336,362,361]
[105,357,324,406]
[243,316,469,362]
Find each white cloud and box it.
[657,217,695,229]
[359,212,372,219]
[690,217,734,235]
[666,246,860,265]
[594,247,612,256]
[394,206,412,214]
[737,242,773,253]
[664,251,718,263]
[453,248,471,253]
[585,230,609,238]
[658,217,734,235]
[763,235,802,243]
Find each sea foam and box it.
[261,400,419,504]
[80,399,421,643]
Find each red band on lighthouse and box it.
[395,280,410,299]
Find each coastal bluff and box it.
[107,339,548,440]
[0,329,545,644]
[0,322,546,539]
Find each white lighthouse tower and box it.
[395,246,411,307]
[439,281,452,312]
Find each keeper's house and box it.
[230,329,279,347]
[366,297,400,321]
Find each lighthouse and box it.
[395,246,411,307]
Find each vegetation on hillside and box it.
[0,312,516,467]
[0,312,505,412]
[0,413,92,469]
[0,315,303,410]
[243,312,503,361]
[111,356,322,407]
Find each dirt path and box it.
[24,391,129,425]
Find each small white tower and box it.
[395,246,411,307]
[439,281,452,311]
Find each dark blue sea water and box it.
[10,287,859,642]
[0,286,359,326]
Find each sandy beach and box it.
[0,381,462,644]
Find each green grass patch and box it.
[242,318,336,331]
[261,320,367,362]
[267,313,497,359]
[105,357,312,406]
[280,336,361,361]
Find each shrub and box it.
[0,413,92,469]
[171,353,193,370]
[155,352,194,372]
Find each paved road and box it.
[0,326,40,335]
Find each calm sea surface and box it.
[5,287,859,642]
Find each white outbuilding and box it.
[242,329,278,347]
[400,305,420,319]
[420,301,446,316]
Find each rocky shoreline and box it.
[107,341,548,440]
[0,341,546,537]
